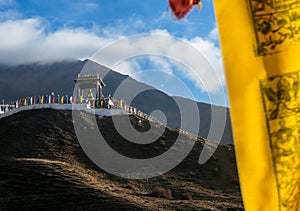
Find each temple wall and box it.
[0,104,128,119]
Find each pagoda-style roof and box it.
[73,73,105,89]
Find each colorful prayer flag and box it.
[168,0,201,20]
[214,0,300,210]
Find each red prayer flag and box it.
[168,0,201,20]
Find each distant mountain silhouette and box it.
[0,59,233,144]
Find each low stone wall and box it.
[0,104,128,119]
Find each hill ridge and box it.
[0,109,243,210]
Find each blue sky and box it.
[0,0,228,106]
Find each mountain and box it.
[0,59,233,144]
[0,109,243,210]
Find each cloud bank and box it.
[0,18,113,64]
[0,16,224,99]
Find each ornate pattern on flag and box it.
[250,1,300,209]
[261,71,300,210]
[250,0,300,56]
[214,0,300,210]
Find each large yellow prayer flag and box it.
[214,0,300,210]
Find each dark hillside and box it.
[0,109,243,210]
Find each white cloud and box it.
[0,19,41,48]
[0,9,21,20]
[133,19,145,29]
[207,26,219,43]
[148,56,173,74]
[158,10,170,20]
[150,29,169,35]
[188,35,225,86]
[101,17,146,38]
[91,29,225,95]
[0,16,225,100]
[71,1,99,14]
[0,18,113,65]
[112,56,174,86]
[114,60,141,77]
[86,2,99,9]
[0,0,16,7]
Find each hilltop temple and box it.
[0,73,157,124]
[73,73,106,108]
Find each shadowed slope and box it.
[0,109,243,210]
